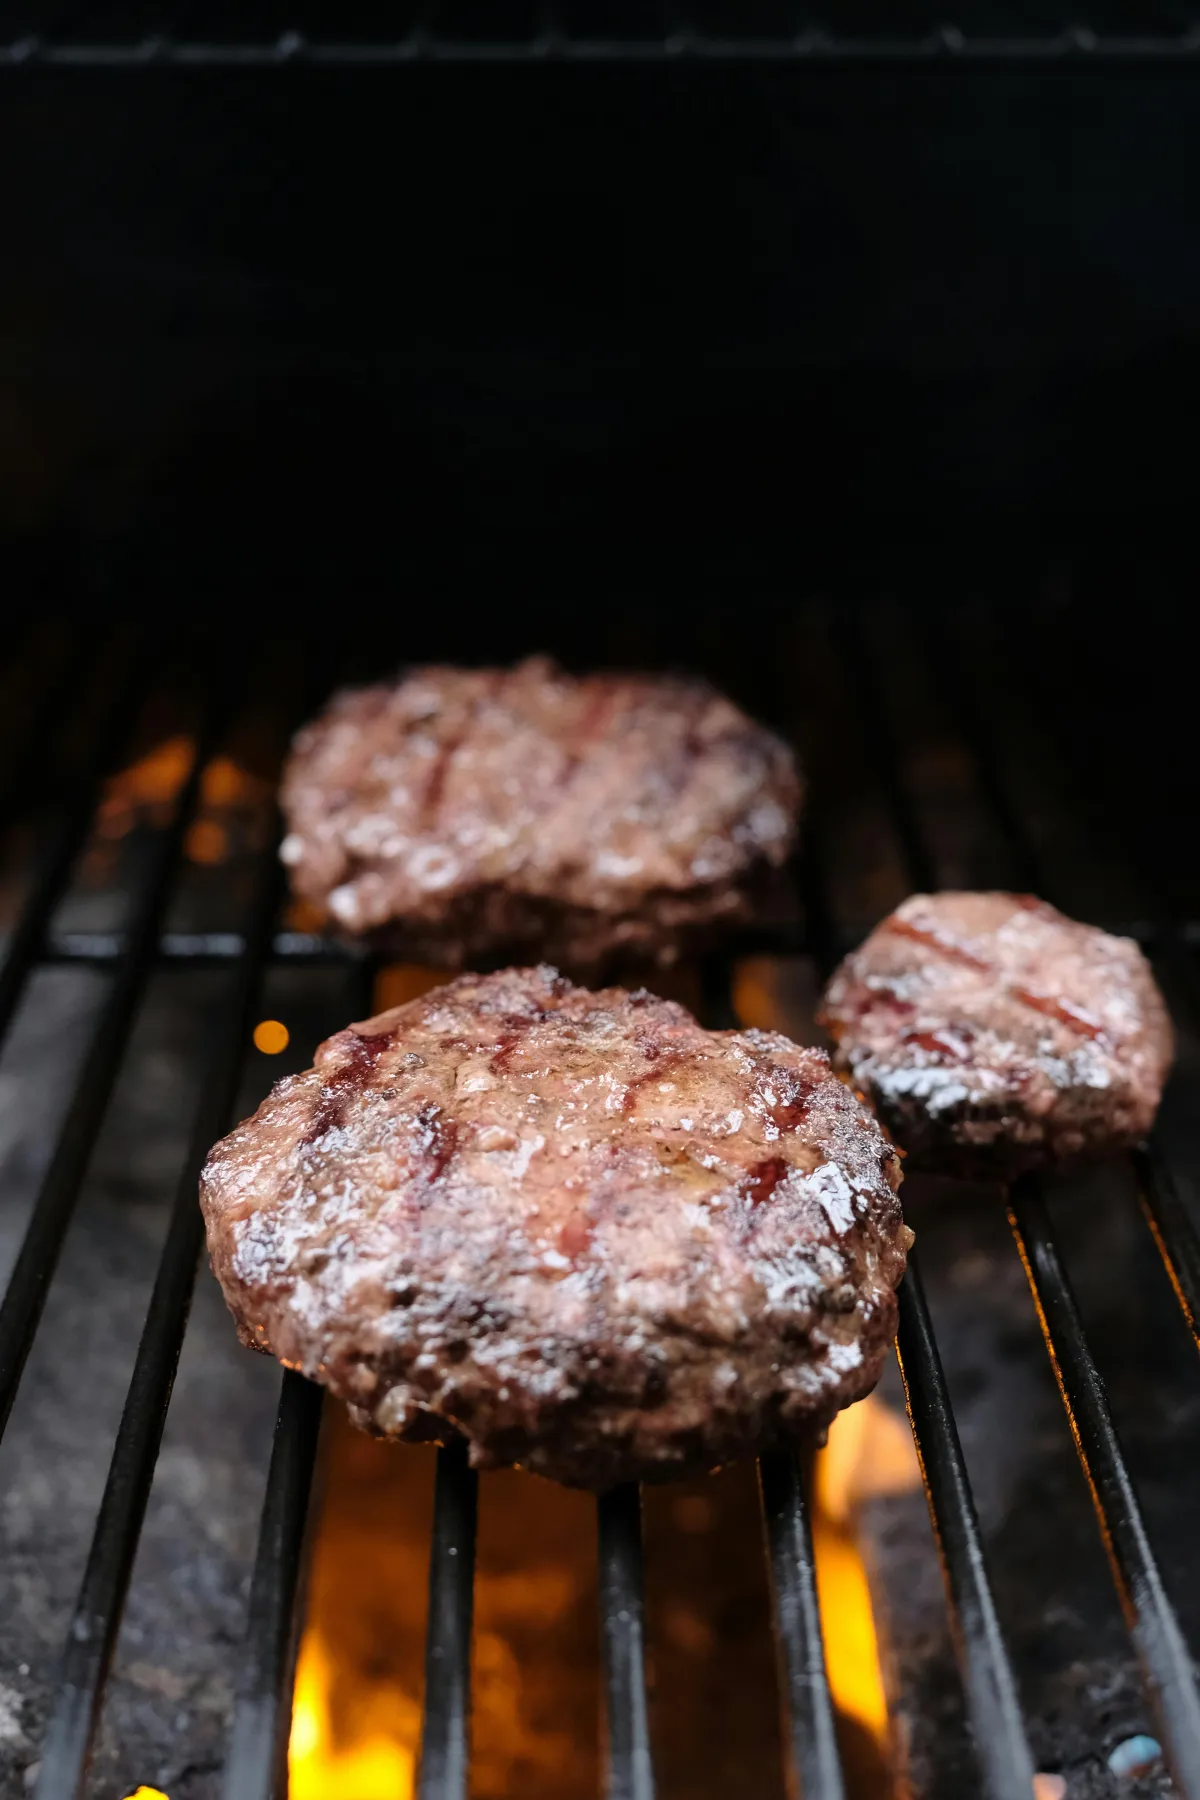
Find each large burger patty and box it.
[278,658,800,970]
[201,966,908,1488]
[820,892,1173,1179]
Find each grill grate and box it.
[0,611,1197,1799]
[4,8,1200,66]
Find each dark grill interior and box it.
[0,597,1198,1800]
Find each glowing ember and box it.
[253,1019,290,1055]
[97,736,196,839]
[94,736,273,867]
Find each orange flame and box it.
[813,1395,921,1745]
[94,737,272,868]
[289,1629,417,1800]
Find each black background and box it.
[2,55,1200,622]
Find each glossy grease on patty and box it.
[201,966,908,1487]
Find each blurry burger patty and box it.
[201,966,909,1488]
[278,657,800,970]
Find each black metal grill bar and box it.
[0,645,149,1050]
[32,848,288,1800]
[924,608,1200,1360]
[1134,1145,1200,1358]
[23,916,1175,968]
[6,27,1200,66]
[417,1443,479,1800]
[222,1370,325,1800]
[1008,1179,1200,1798]
[597,1482,655,1800]
[758,1449,846,1800]
[834,608,937,896]
[0,687,234,1446]
[700,950,847,1798]
[221,951,373,1800]
[825,612,1041,1794]
[37,929,365,965]
[916,613,1045,898]
[895,1261,1038,1800]
[888,602,1200,1784]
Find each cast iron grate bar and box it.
[222,1370,325,1800]
[32,843,289,1799]
[0,641,150,1050]
[895,1261,1038,1800]
[701,952,848,1797]
[222,954,375,1800]
[758,1449,846,1800]
[0,680,236,1446]
[834,607,937,895]
[7,24,1200,65]
[40,929,364,965]
[855,600,1200,1788]
[916,610,1045,897]
[926,606,1200,1366]
[417,1442,480,1800]
[597,1481,655,1800]
[1009,1178,1200,1798]
[1133,1144,1200,1357]
[820,612,1041,1793]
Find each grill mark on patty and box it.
[568,682,624,765]
[557,1207,593,1260]
[488,1014,549,1070]
[760,1068,820,1133]
[899,1026,974,1059]
[742,1156,790,1205]
[621,1047,687,1112]
[882,916,992,971]
[882,915,1106,1040]
[419,674,502,828]
[304,1031,394,1143]
[411,1103,459,1188]
[1009,987,1106,1040]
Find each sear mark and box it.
[304,1031,394,1143]
[743,1155,790,1205]
[882,915,992,971]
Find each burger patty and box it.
[819,892,1173,1179]
[201,966,908,1488]
[278,658,800,971]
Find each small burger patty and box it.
[278,658,800,970]
[820,892,1172,1178]
[201,966,908,1488]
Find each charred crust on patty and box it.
[201,965,908,1488]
